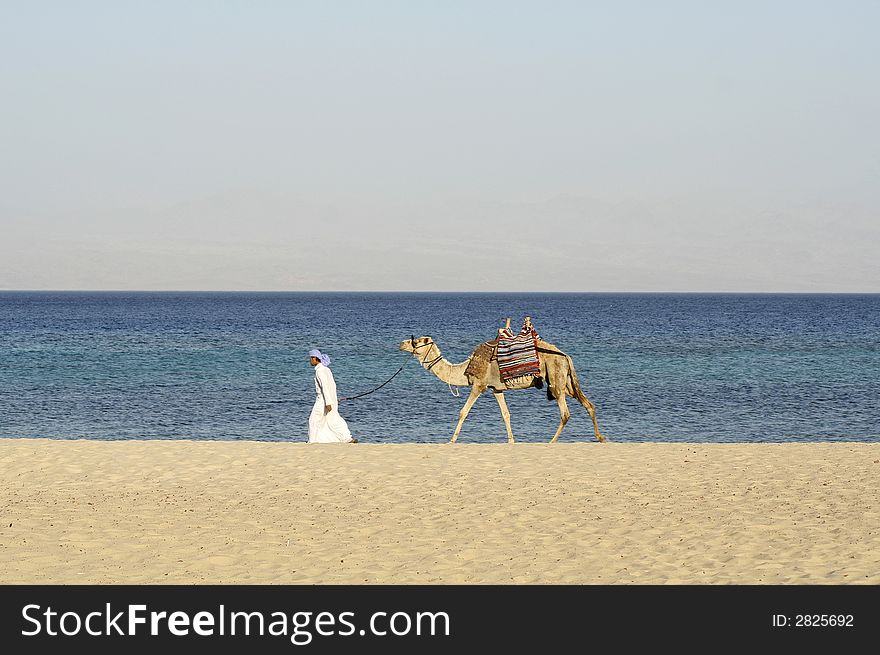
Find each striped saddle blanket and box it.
[496,325,541,381]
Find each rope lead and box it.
[338,357,411,401]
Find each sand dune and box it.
[1,440,878,584]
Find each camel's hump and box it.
[535,339,566,356]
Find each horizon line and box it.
[2,289,878,295]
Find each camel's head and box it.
[399,336,433,354]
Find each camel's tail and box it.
[564,356,592,409]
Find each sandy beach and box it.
[1,439,878,584]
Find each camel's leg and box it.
[575,394,606,442]
[451,386,484,443]
[548,393,571,444]
[492,392,515,443]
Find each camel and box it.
[398,327,606,444]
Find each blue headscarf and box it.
[308,349,331,367]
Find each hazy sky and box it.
[2,1,878,291]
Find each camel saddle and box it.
[465,338,565,385]
[465,340,498,379]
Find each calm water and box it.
[1,292,878,443]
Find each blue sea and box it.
[0,292,878,443]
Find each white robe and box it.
[308,363,353,443]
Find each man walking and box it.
[307,349,357,443]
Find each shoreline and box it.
[2,440,878,584]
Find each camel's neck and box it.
[415,343,470,386]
